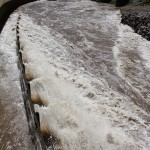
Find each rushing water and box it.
[1,0,150,149]
[19,1,150,149]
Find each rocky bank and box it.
[121,6,150,41]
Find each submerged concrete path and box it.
[0,13,34,150]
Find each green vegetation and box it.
[143,0,150,4]
[92,0,112,3]
[91,0,130,6]
[92,0,150,6]
[116,0,130,6]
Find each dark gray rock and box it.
[121,8,150,41]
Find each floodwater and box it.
[1,0,150,149]
[0,13,34,149]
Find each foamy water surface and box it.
[6,1,150,149]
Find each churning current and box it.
[3,0,150,149]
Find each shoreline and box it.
[121,5,150,41]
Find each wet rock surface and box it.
[121,6,150,41]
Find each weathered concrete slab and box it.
[0,12,34,150]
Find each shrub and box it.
[100,0,112,2]
[115,0,130,6]
[91,0,112,3]
[91,0,130,6]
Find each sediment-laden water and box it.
[1,0,150,149]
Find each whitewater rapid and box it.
[4,0,150,149]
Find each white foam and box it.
[19,10,150,149]
[113,12,150,150]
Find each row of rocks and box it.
[121,9,150,41]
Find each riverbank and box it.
[121,5,150,41]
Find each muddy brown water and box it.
[1,0,150,149]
